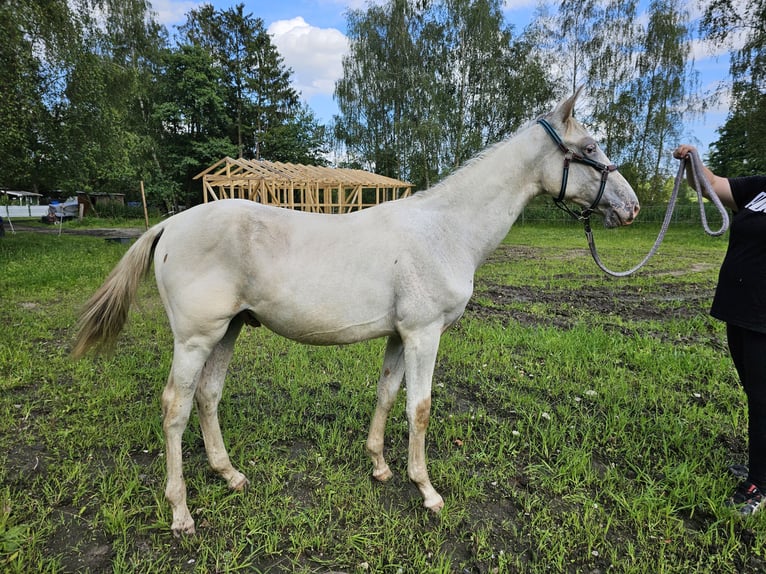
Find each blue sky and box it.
[150,0,733,157]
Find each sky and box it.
[149,0,734,157]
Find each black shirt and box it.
[711,176,766,333]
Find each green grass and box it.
[1,220,763,573]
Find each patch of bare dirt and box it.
[45,507,114,573]
[470,244,717,333]
[468,281,713,329]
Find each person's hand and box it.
[673,144,696,160]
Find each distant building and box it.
[196,157,413,214]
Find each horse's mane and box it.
[413,115,545,199]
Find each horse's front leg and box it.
[367,335,405,481]
[403,327,444,512]
[195,317,249,492]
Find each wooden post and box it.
[140,181,149,230]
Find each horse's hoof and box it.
[229,473,250,492]
[424,494,444,513]
[372,466,393,482]
[171,519,196,537]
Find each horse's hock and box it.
[195,157,413,214]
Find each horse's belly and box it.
[257,311,396,345]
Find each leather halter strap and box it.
[537,118,618,224]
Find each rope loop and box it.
[586,149,730,277]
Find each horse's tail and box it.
[72,223,166,358]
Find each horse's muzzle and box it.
[605,201,640,228]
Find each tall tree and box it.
[49,0,167,196]
[435,0,551,170]
[583,0,640,160]
[708,100,766,176]
[528,0,696,202]
[0,0,328,206]
[540,0,604,96]
[0,0,77,192]
[335,0,418,180]
[179,4,307,161]
[625,0,696,202]
[0,4,44,190]
[702,0,766,175]
[150,44,235,207]
[335,0,553,189]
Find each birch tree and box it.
[335,0,552,189]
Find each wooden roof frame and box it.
[194,157,413,214]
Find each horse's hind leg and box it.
[194,315,249,491]
[367,335,405,482]
[163,338,219,536]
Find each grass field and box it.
[1,217,764,573]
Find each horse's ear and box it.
[553,85,585,123]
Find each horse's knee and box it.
[413,397,431,431]
[163,402,191,433]
[162,376,197,425]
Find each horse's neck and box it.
[421,129,543,267]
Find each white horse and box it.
[73,88,639,536]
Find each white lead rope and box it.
[585,149,730,277]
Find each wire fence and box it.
[518,201,729,227]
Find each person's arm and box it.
[673,144,737,211]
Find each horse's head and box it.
[538,87,640,228]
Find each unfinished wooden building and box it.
[195,157,413,214]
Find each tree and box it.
[708,97,766,176]
[0,5,44,190]
[537,0,605,96]
[179,4,322,163]
[702,0,766,175]
[528,0,697,203]
[44,0,168,197]
[260,103,329,165]
[582,0,640,160]
[335,0,418,181]
[435,0,552,171]
[625,0,697,202]
[0,0,77,192]
[335,0,553,189]
[0,0,329,206]
[149,44,236,207]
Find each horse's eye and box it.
[584,143,597,155]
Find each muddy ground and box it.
[469,243,718,334]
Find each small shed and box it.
[76,192,125,215]
[194,157,413,214]
[1,190,43,205]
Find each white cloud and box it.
[503,0,539,9]
[150,0,198,26]
[268,17,350,99]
